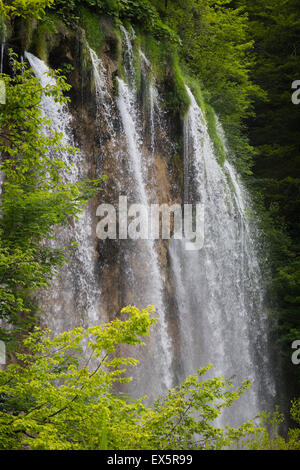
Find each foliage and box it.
[47,0,78,26]
[159,2,260,114]
[1,0,299,445]
[164,55,191,119]
[49,0,178,42]
[236,0,300,390]
[7,1,263,173]
[149,0,265,174]
[79,6,103,53]
[243,399,300,450]
[0,14,6,41]
[144,369,255,450]
[118,0,178,43]
[34,15,58,62]
[0,305,262,450]
[0,0,54,20]
[0,52,101,344]
[184,73,226,166]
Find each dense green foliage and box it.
[0,306,264,450]
[48,0,260,173]
[151,0,265,174]
[1,305,299,450]
[0,0,299,449]
[50,0,178,42]
[0,0,54,19]
[0,53,100,344]
[234,0,300,391]
[245,401,300,450]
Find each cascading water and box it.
[22,28,277,422]
[116,76,173,395]
[111,29,173,396]
[139,50,162,155]
[169,86,276,426]
[87,38,174,398]
[25,52,102,332]
[119,25,136,89]
[0,44,4,74]
[89,46,116,141]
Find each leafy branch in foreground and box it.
[243,400,300,451]
[0,305,261,450]
[0,51,102,342]
[0,0,54,20]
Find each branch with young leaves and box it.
[0,0,54,20]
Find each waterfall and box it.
[23,31,277,421]
[89,46,116,140]
[116,76,173,394]
[0,43,4,74]
[117,78,148,205]
[25,52,102,333]
[140,50,155,152]
[120,25,136,89]
[169,86,276,426]
[140,50,162,154]
[85,38,174,398]
[24,52,77,175]
[111,28,173,397]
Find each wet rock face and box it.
[19,21,181,346]
[56,28,184,402]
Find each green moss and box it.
[225,164,236,198]
[132,29,142,93]
[118,59,126,82]
[205,104,226,167]
[76,27,94,91]
[18,19,37,51]
[99,16,121,62]
[35,18,58,63]
[112,74,120,97]
[116,27,126,82]
[165,56,190,119]
[140,34,166,80]
[183,72,226,167]
[141,41,190,118]
[129,33,189,118]
[21,14,64,63]
[0,15,7,42]
[174,59,191,117]
[79,6,103,54]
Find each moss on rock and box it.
[79,6,103,54]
